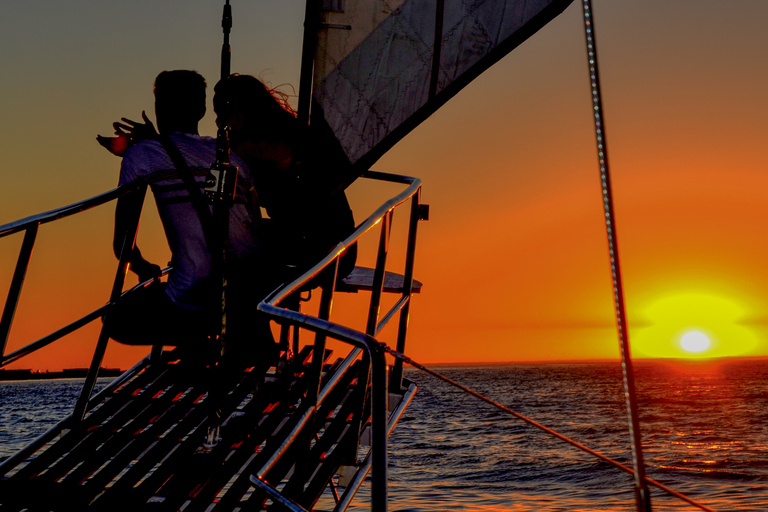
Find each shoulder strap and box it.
[156,135,216,247]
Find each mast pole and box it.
[204,0,236,448]
[221,0,232,80]
[580,1,652,511]
[297,0,319,128]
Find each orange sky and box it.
[2,1,768,371]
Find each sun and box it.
[680,331,710,353]
[631,292,760,358]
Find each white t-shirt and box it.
[119,133,261,311]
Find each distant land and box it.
[0,368,123,381]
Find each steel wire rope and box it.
[384,347,717,512]
[580,1,651,510]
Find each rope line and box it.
[384,347,717,512]
[580,2,652,510]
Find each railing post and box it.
[72,185,147,424]
[0,224,38,360]
[370,341,388,512]
[366,211,392,336]
[308,258,339,406]
[391,188,422,391]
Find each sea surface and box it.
[3,360,768,511]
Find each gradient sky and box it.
[2,1,768,371]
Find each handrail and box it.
[257,303,389,511]
[0,180,152,427]
[334,381,418,512]
[256,168,717,512]
[263,171,421,306]
[0,183,154,369]
[1,270,170,368]
[0,182,146,358]
[1,169,423,509]
[257,170,424,512]
[0,183,142,239]
[0,166,715,511]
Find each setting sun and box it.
[631,293,760,359]
[680,331,710,353]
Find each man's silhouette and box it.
[107,70,261,349]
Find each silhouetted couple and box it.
[102,70,356,363]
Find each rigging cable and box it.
[385,347,716,512]
[580,2,652,511]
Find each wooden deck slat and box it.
[205,352,338,510]
[284,365,368,507]
[165,366,312,512]
[0,343,409,512]
[114,372,268,509]
[77,379,209,499]
[207,357,351,511]
[29,364,181,486]
[9,364,166,482]
[137,349,319,511]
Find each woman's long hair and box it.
[213,74,297,144]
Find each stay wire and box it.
[580,1,651,510]
[384,347,717,512]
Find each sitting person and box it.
[211,74,357,291]
[103,70,269,355]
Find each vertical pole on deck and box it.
[390,190,421,391]
[367,211,392,336]
[298,0,319,129]
[580,2,652,510]
[220,0,232,80]
[370,341,388,512]
[74,185,147,424]
[309,259,339,406]
[367,213,392,511]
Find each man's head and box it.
[154,70,207,135]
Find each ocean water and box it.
[2,361,768,511]
[0,379,113,461]
[350,360,768,511]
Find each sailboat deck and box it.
[0,347,374,511]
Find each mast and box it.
[297,0,320,129]
[221,0,232,80]
[203,0,237,448]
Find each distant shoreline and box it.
[414,355,768,367]
[0,368,123,381]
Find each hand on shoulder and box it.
[97,111,158,157]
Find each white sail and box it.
[313,0,574,172]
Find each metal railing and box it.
[0,181,160,475]
[255,170,425,511]
[253,166,717,512]
[0,182,149,389]
[0,170,426,512]
[0,166,718,512]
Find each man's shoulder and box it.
[124,134,215,156]
[120,140,169,183]
[123,139,165,160]
[170,133,215,152]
